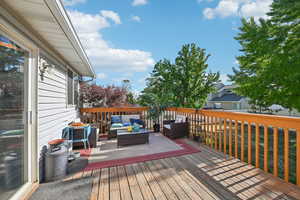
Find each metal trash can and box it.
[45,145,68,182]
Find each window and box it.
[67,69,74,105]
[74,75,80,107]
[67,69,80,106]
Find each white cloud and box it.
[97,73,107,79]
[203,0,273,21]
[131,15,141,22]
[100,10,121,24]
[68,10,155,73]
[240,0,272,20]
[132,0,148,6]
[63,0,86,6]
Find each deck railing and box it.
[80,106,300,186]
[80,107,153,133]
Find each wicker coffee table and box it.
[117,129,151,147]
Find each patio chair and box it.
[163,115,189,139]
[62,126,91,149]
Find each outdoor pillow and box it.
[111,115,122,123]
[123,122,131,127]
[111,123,123,128]
[130,118,144,126]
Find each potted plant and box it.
[193,132,201,142]
[148,105,163,132]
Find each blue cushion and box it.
[111,116,122,123]
[130,118,144,126]
[123,122,131,127]
[111,123,123,128]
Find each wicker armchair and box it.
[163,116,189,139]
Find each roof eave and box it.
[45,0,95,78]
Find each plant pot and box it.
[153,123,160,132]
[193,135,200,142]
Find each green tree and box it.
[229,0,300,112]
[139,43,220,108]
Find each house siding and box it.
[37,57,79,181]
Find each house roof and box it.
[2,0,95,78]
[209,93,243,102]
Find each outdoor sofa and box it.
[108,115,145,139]
[163,115,189,139]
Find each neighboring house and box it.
[206,85,250,110]
[0,1,95,200]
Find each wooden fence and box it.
[80,107,300,186]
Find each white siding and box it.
[38,60,79,157]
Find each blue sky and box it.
[63,0,272,92]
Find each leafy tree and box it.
[139,43,220,108]
[80,82,133,107]
[230,0,300,112]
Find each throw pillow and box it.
[111,115,122,124]
[130,118,144,126]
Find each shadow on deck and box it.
[30,139,300,200]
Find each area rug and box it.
[82,136,200,171]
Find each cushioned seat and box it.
[163,125,171,129]
[163,115,189,139]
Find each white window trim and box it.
[66,68,79,108]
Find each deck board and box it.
[84,140,300,200]
[145,161,179,200]
[32,139,300,200]
[132,163,156,200]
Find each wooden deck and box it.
[64,140,300,200]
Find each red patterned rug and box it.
[82,139,200,171]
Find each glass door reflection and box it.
[0,34,28,200]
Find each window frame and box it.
[66,68,80,107]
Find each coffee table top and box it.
[117,129,151,136]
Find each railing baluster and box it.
[284,128,289,182]
[255,124,260,168]
[224,119,227,154]
[229,120,232,157]
[264,125,268,172]
[204,116,209,145]
[273,127,278,177]
[248,122,252,165]
[215,117,218,150]
[235,120,238,158]
[211,116,214,148]
[297,129,300,186]
[241,121,245,162]
[219,118,222,151]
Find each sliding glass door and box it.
[0,33,29,200]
